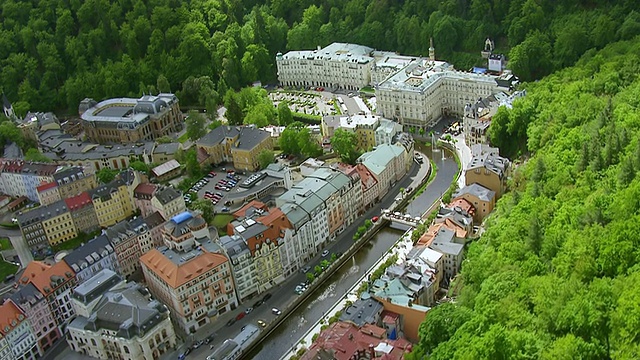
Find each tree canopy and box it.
[331,128,360,164]
[2,0,635,114]
[413,36,640,360]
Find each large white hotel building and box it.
[276,42,509,131]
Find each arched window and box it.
[124,345,130,354]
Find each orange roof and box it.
[441,218,468,238]
[21,261,75,296]
[448,198,475,216]
[233,200,268,218]
[140,249,229,288]
[19,261,51,285]
[37,181,58,193]
[0,300,26,335]
[417,222,467,246]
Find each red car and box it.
[372,216,379,222]
[236,312,246,321]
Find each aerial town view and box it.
[0,1,638,360]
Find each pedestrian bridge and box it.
[381,210,422,231]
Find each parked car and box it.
[245,307,253,314]
[372,216,379,222]
[221,207,230,212]
[257,320,267,328]
[236,312,246,320]
[271,308,282,315]
[301,266,311,274]
[253,299,263,308]
[322,250,330,257]
[262,293,272,302]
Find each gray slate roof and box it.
[155,186,181,205]
[454,183,495,202]
[197,125,269,150]
[339,297,383,327]
[62,235,115,273]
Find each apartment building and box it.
[36,181,60,206]
[64,192,100,235]
[18,261,77,333]
[36,167,97,207]
[150,186,185,220]
[357,143,407,197]
[61,235,119,285]
[321,114,380,150]
[67,270,176,360]
[375,118,404,146]
[466,144,510,198]
[140,212,238,333]
[306,167,362,236]
[276,43,375,91]
[133,183,157,217]
[14,199,78,250]
[218,234,256,303]
[88,172,138,228]
[79,94,182,144]
[277,180,330,253]
[453,183,496,223]
[197,126,273,171]
[227,202,294,295]
[334,163,364,216]
[10,283,61,356]
[0,160,59,202]
[0,300,39,360]
[104,216,155,278]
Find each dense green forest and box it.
[409,38,640,359]
[2,0,640,116]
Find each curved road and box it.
[247,149,457,360]
[52,149,457,360]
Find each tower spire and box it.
[429,37,435,61]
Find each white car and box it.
[321,250,330,257]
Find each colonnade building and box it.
[79,94,182,144]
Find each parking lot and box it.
[184,166,250,212]
[269,88,375,118]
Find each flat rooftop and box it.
[95,105,134,118]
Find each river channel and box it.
[246,147,457,360]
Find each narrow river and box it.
[246,148,457,360]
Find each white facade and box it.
[375,119,403,146]
[67,316,175,360]
[377,61,500,130]
[276,43,375,91]
[219,235,258,302]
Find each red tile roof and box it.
[20,261,75,296]
[134,183,157,197]
[0,299,26,336]
[64,192,93,211]
[355,164,377,190]
[301,322,412,360]
[233,200,268,218]
[37,181,58,193]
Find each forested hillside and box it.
[2,0,639,115]
[411,38,640,359]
